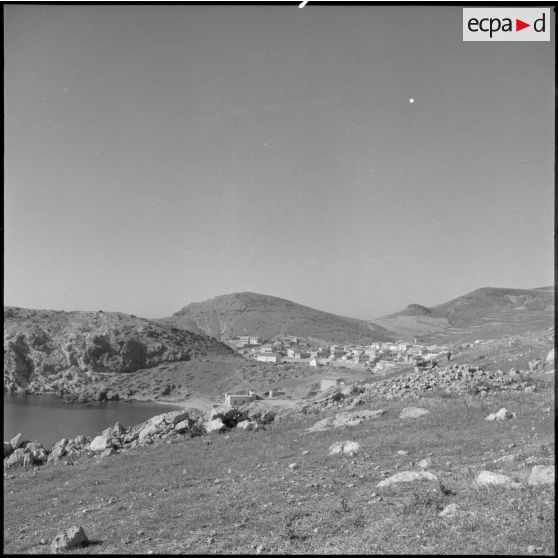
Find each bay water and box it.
[4,394,182,449]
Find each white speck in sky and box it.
[409,98,415,103]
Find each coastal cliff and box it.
[4,307,237,400]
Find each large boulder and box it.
[89,435,110,452]
[546,348,555,363]
[377,471,438,488]
[166,410,190,425]
[51,526,88,552]
[475,471,520,488]
[138,423,160,441]
[528,465,555,486]
[48,438,68,462]
[204,418,226,434]
[4,448,28,468]
[10,433,24,450]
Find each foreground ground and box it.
[4,363,554,554]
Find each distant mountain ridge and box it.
[160,292,393,344]
[374,286,555,343]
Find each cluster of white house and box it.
[225,335,449,370]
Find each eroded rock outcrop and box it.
[4,307,235,397]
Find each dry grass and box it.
[4,369,554,555]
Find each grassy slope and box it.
[4,367,554,554]
[161,292,393,344]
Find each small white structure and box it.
[225,391,256,406]
[320,377,346,391]
[259,344,274,354]
[256,352,282,363]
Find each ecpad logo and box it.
[463,8,550,41]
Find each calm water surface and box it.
[4,394,182,448]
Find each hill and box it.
[3,307,242,400]
[374,287,555,343]
[161,292,393,344]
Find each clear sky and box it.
[4,5,555,320]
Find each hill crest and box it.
[162,292,393,344]
[374,286,554,343]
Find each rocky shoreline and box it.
[3,405,276,470]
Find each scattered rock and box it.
[307,409,386,432]
[397,450,409,456]
[377,470,438,488]
[50,525,88,552]
[399,407,429,419]
[288,462,298,470]
[475,471,521,488]
[527,465,555,486]
[438,503,459,517]
[485,408,516,422]
[546,348,554,363]
[328,441,360,457]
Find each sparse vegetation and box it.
[4,363,554,554]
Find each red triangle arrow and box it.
[516,19,530,31]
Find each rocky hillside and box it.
[373,287,554,343]
[161,292,393,344]
[4,307,238,397]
